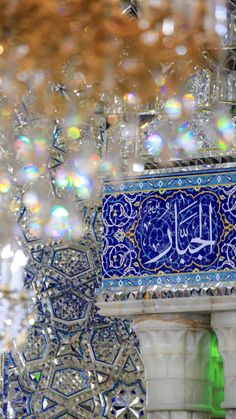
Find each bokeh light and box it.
[46,205,70,239]
[33,137,47,157]
[216,115,235,143]
[55,168,70,189]
[21,164,41,182]
[28,220,42,238]
[16,135,47,159]
[16,135,32,158]
[123,92,139,105]
[164,97,182,120]
[51,205,69,218]
[55,167,93,199]
[182,93,195,113]
[67,126,81,140]
[176,122,197,153]
[144,133,164,155]
[23,192,42,214]
[0,174,11,193]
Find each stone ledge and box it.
[97,295,236,318]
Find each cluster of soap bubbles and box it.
[54,152,120,200]
[18,144,121,240]
[143,93,197,158]
[45,205,84,240]
[1,89,232,244]
[15,135,47,159]
[164,94,195,120]
[22,191,84,241]
[55,167,93,199]
[143,92,235,159]
[15,135,47,183]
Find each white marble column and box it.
[133,313,213,419]
[211,311,236,419]
[98,295,236,418]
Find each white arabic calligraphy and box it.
[145,201,216,264]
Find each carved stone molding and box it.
[133,314,212,419]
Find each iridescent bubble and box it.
[140,30,159,46]
[216,115,235,143]
[67,126,81,140]
[55,168,70,189]
[123,92,139,105]
[144,133,164,155]
[100,160,118,178]
[217,139,228,152]
[182,93,195,113]
[164,98,182,120]
[46,205,70,239]
[21,164,40,181]
[176,122,197,152]
[23,192,41,214]
[75,174,93,199]
[51,205,69,217]
[55,167,93,197]
[162,18,175,36]
[16,135,47,160]
[16,135,33,157]
[33,138,47,157]
[0,174,11,193]
[29,221,42,238]
[175,45,187,56]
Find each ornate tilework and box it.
[102,167,236,290]
[3,119,146,418]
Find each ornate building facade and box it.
[1,1,236,418]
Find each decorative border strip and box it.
[102,165,236,293]
[104,167,236,195]
[96,284,236,301]
[101,270,236,290]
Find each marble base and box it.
[134,314,212,418]
[98,295,236,418]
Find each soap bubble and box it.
[164,97,182,120]
[0,173,11,193]
[144,132,164,155]
[176,122,197,153]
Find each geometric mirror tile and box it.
[51,292,90,324]
[51,247,91,277]
[23,326,47,361]
[91,327,121,365]
[102,381,146,418]
[51,368,88,398]
[4,224,146,418]
[3,116,146,418]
